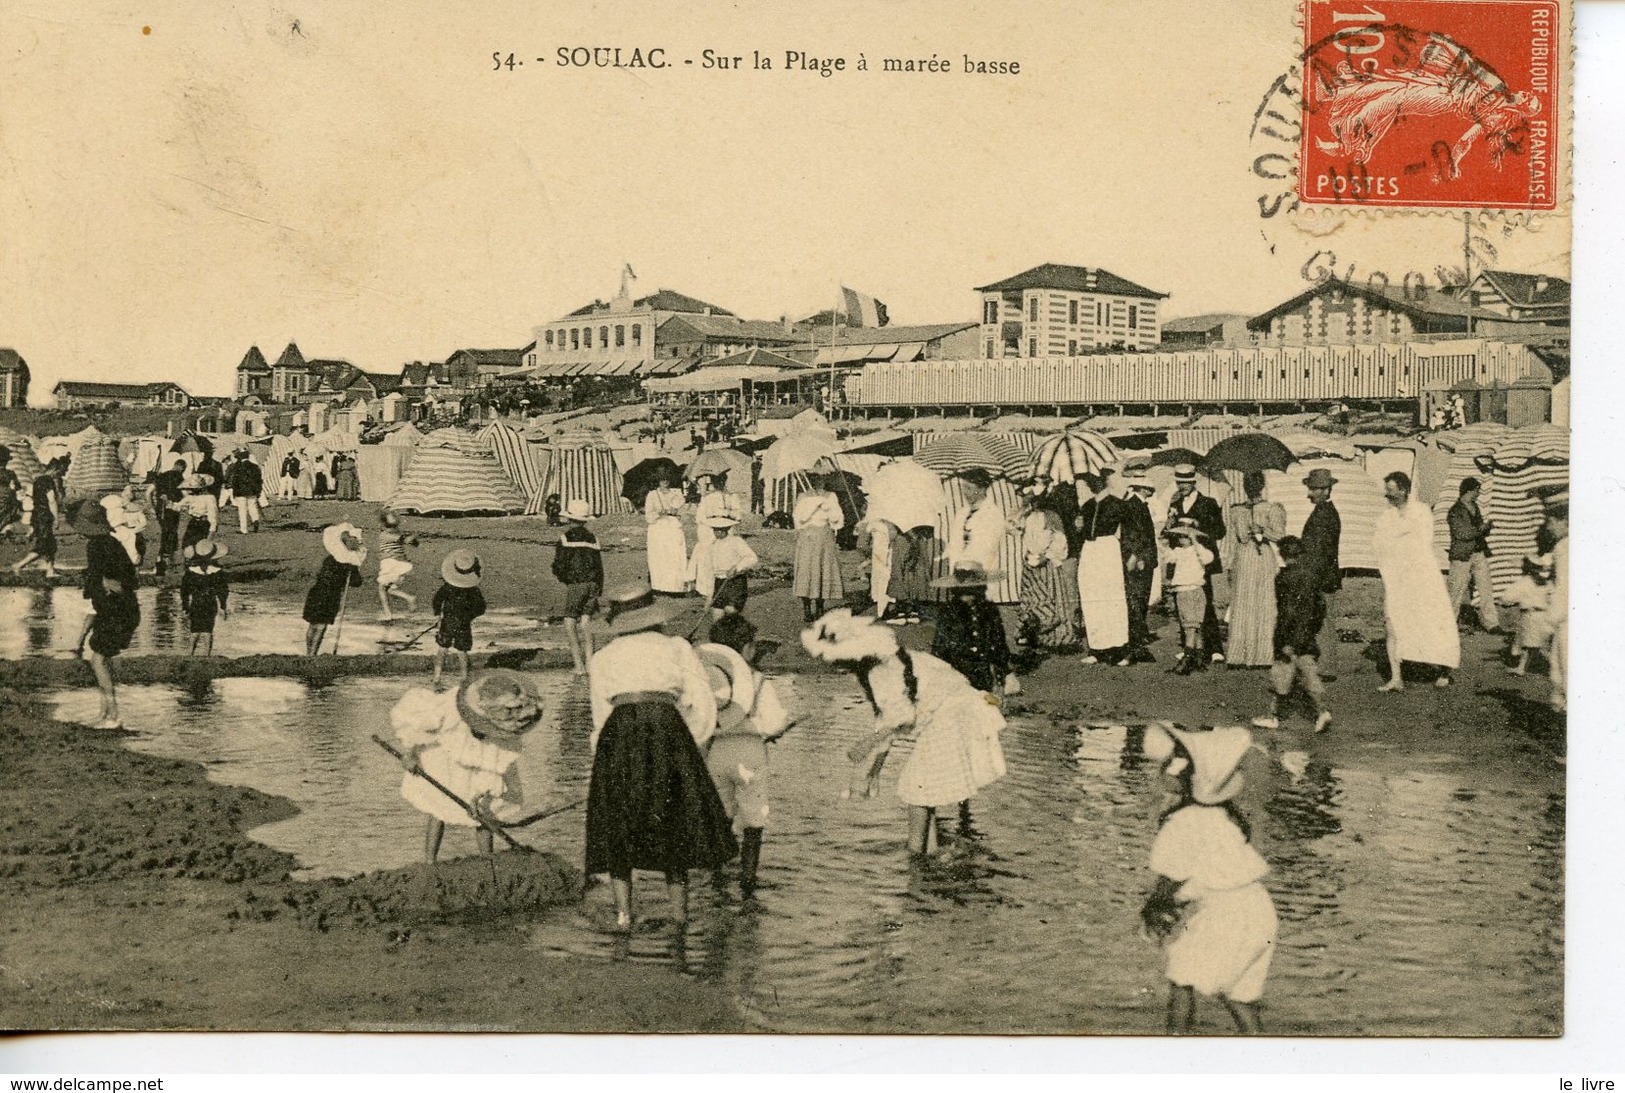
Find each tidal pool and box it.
[47,672,1563,1035]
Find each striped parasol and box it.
[913,434,1030,479]
[1026,431,1120,482]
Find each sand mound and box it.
[235,851,581,930]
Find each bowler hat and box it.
[1302,468,1339,489]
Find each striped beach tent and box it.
[0,427,44,494]
[1267,459,1385,572]
[420,426,482,453]
[63,434,128,502]
[355,445,415,503]
[478,420,544,500]
[527,441,631,517]
[379,424,423,448]
[1431,426,1567,594]
[388,440,526,516]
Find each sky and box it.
[0,0,1573,397]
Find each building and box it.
[804,322,981,369]
[1160,313,1252,348]
[527,283,736,379]
[444,345,536,389]
[975,263,1168,357]
[234,345,272,402]
[1247,279,1496,345]
[0,349,30,408]
[1461,270,1570,325]
[654,314,803,367]
[53,380,193,410]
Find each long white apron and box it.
[1077,533,1129,649]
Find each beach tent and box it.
[378,423,423,448]
[355,444,416,503]
[526,440,631,517]
[478,420,545,500]
[312,426,362,453]
[0,427,44,494]
[60,425,106,456]
[934,475,1023,605]
[63,434,128,502]
[420,427,482,453]
[1431,425,1567,595]
[387,439,527,516]
[1267,459,1386,572]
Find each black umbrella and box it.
[621,457,683,508]
[1146,446,1204,469]
[1200,433,1297,475]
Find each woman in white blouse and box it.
[792,472,846,623]
[643,471,690,595]
[687,474,741,600]
[586,583,737,932]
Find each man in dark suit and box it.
[1298,467,1343,679]
[1446,475,1501,633]
[1164,464,1227,662]
[1117,466,1159,663]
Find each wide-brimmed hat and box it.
[563,499,592,522]
[604,582,671,636]
[185,539,228,562]
[456,669,544,748]
[441,549,483,588]
[101,493,145,531]
[1121,466,1156,494]
[697,642,755,730]
[70,498,114,537]
[930,561,1002,589]
[1144,723,1252,804]
[322,522,367,565]
[703,513,739,529]
[1173,463,1198,482]
[1303,468,1339,489]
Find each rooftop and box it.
[566,289,735,319]
[975,263,1168,300]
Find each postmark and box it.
[1299,0,1559,209]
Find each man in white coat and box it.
[1373,471,1460,691]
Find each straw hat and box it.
[696,642,754,729]
[184,539,228,562]
[563,499,592,522]
[441,549,483,588]
[930,561,1003,589]
[1302,468,1338,489]
[1144,723,1253,805]
[1122,466,1156,494]
[1164,517,1209,542]
[456,669,544,748]
[604,581,671,636]
[703,513,739,529]
[322,522,367,565]
[1173,463,1198,482]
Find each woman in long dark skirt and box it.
[586,583,736,932]
[72,500,140,728]
[303,522,366,655]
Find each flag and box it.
[840,285,889,328]
[623,263,637,280]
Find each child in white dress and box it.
[1500,553,1555,676]
[1140,722,1277,1035]
[392,669,545,863]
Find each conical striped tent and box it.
[420,426,482,453]
[379,423,423,448]
[1431,426,1568,595]
[0,427,44,495]
[478,420,544,500]
[526,441,631,517]
[63,434,128,502]
[387,440,527,516]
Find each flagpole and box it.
[828,285,841,421]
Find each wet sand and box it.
[0,498,1564,1031]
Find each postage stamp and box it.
[1300,0,1559,209]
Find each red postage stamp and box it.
[1300,0,1559,209]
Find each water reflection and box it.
[44,672,1564,1035]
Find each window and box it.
[600,326,609,347]
[583,327,593,348]
[985,340,995,358]
[1069,340,1078,355]
[1029,296,1039,322]
[632,324,642,347]
[1069,300,1079,325]
[615,325,625,348]
[983,299,999,324]
[544,331,554,348]
[1028,337,1038,357]
[570,329,579,350]
[1129,305,1139,330]
[1096,302,1105,326]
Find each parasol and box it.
[912,434,1029,479]
[865,458,945,532]
[761,431,838,483]
[685,447,753,484]
[1027,431,1120,482]
[621,457,684,508]
[168,432,214,455]
[1199,433,1296,475]
[1146,447,1205,469]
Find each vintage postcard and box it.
[0,0,1584,1059]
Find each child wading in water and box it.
[433,549,486,691]
[1251,535,1332,733]
[1140,722,1278,1034]
[303,523,366,655]
[697,614,793,901]
[179,539,229,656]
[1164,518,1216,675]
[550,500,603,675]
[376,509,419,621]
[392,669,545,863]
